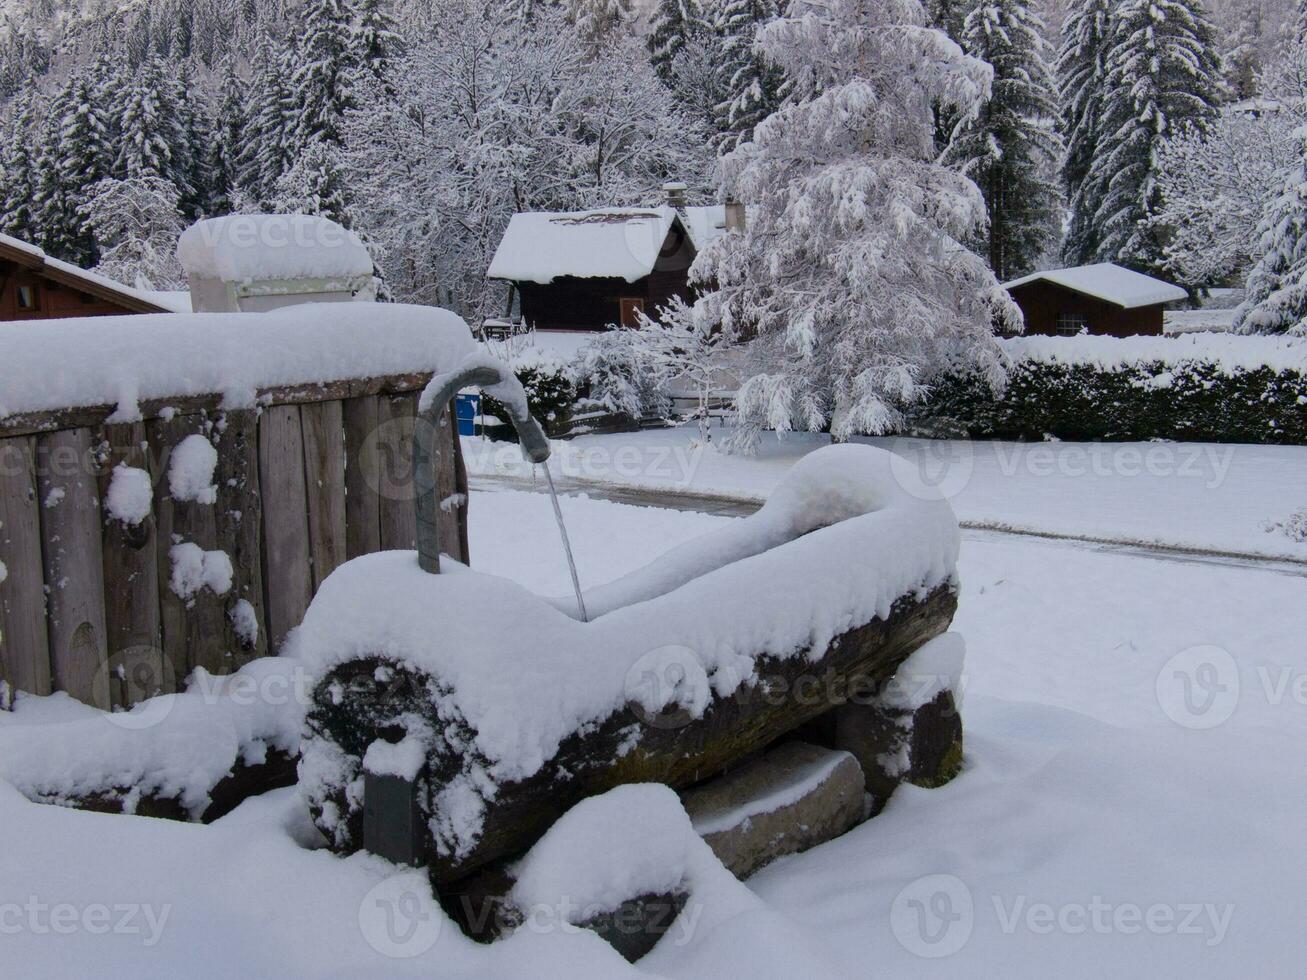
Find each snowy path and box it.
[463,428,1307,562]
[470,472,1307,578]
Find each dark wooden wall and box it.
[0,261,144,321]
[516,222,697,332]
[1007,281,1165,338]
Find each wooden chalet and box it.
[487,200,732,333]
[1003,263,1188,338]
[0,232,183,321]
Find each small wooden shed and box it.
[1003,263,1188,338]
[487,205,728,332]
[0,232,179,321]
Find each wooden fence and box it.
[0,375,467,710]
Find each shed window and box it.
[16,284,39,311]
[1056,313,1088,337]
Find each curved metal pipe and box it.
[414,362,550,574]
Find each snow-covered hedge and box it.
[924,335,1307,445]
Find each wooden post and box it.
[343,395,382,560]
[215,409,269,665]
[300,400,348,590]
[259,404,313,651]
[97,420,165,707]
[377,393,418,552]
[0,435,51,699]
[36,427,109,707]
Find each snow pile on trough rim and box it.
[0,657,308,817]
[292,444,960,787]
[999,332,1307,375]
[176,214,374,282]
[0,303,478,420]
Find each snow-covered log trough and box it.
[0,304,477,711]
[298,444,964,889]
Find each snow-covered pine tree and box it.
[926,0,971,154]
[270,138,358,228]
[208,62,247,214]
[1057,0,1114,265]
[1225,4,1267,100]
[353,0,404,85]
[693,0,1021,447]
[0,92,41,241]
[649,0,702,84]
[114,57,188,185]
[567,0,632,43]
[241,33,300,204]
[713,0,784,150]
[55,73,116,262]
[1233,132,1307,335]
[293,0,363,148]
[946,0,1063,279]
[1086,0,1223,275]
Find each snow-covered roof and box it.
[488,207,691,284]
[0,303,476,420]
[0,231,173,314]
[682,205,728,250]
[1004,263,1188,310]
[177,215,374,284]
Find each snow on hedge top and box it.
[488,207,684,284]
[0,303,476,419]
[176,215,374,283]
[1004,263,1188,309]
[293,444,960,786]
[999,332,1307,375]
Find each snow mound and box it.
[0,657,308,817]
[105,464,153,525]
[0,303,477,419]
[294,444,959,788]
[511,784,697,917]
[177,214,373,282]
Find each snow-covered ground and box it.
[464,428,1307,560]
[3,486,1305,977]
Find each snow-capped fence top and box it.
[999,332,1307,376]
[0,303,475,434]
[0,303,476,714]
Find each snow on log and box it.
[296,444,961,882]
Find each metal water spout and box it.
[412,360,589,621]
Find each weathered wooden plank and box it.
[150,416,228,680]
[258,404,313,651]
[343,395,382,560]
[300,400,348,590]
[36,427,109,707]
[0,435,51,699]
[453,421,471,566]
[0,372,436,440]
[96,420,165,707]
[215,409,268,667]
[377,393,418,552]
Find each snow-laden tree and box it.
[649,0,703,83]
[1155,112,1300,288]
[114,57,190,188]
[240,33,300,204]
[946,0,1063,279]
[690,0,1020,447]
[927,0,968,40]
[0,92,41,241]
[1085,0,1223,276]
[566,0,631,42]
[713,0,784,150]
[270,138,359,228]
[77,175,188,289]
[293,0,362,148]
[1234,132,1307,334]
[353,0,404,85]
[1057,0,1114,265]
